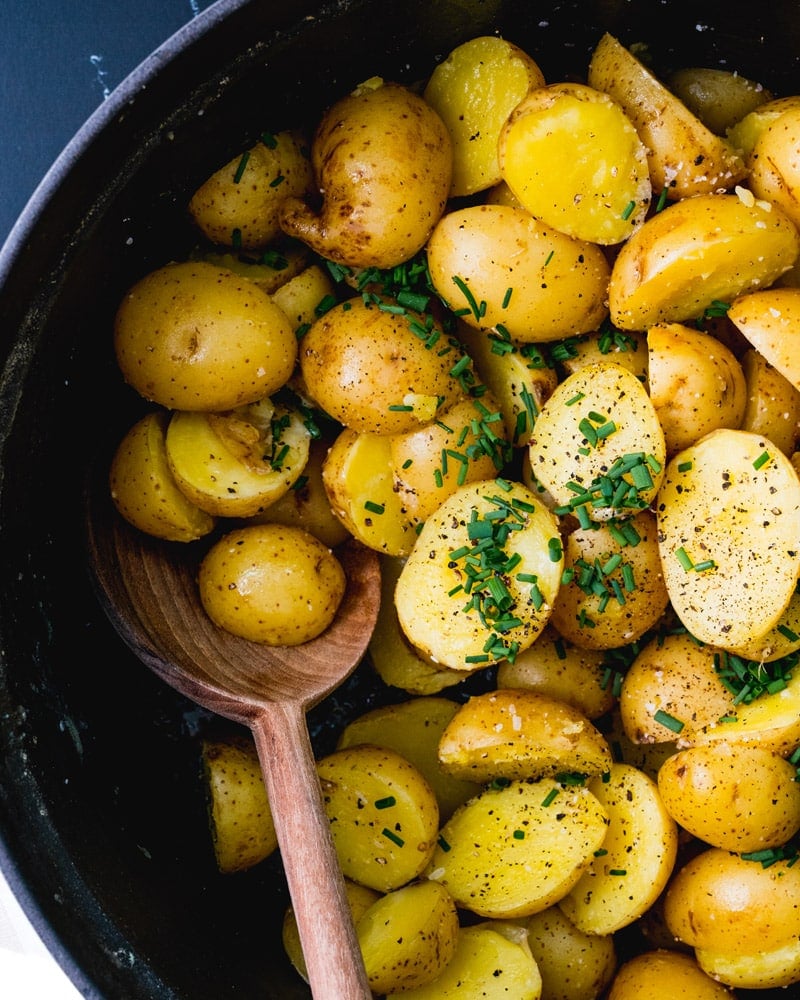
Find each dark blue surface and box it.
[0,0,216,247]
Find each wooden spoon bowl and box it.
[86,479,380,1000]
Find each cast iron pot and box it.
[2,0,800,996]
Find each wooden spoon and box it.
[86,484,380,1000]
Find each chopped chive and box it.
[437,835,451,852]
[375,796,396,809]
[502,287,513,309]
[381,828,405,847]
[678,460,693,473]
[675,547,694,571]
[654,709,684,733]
[233,150,250,183]
[621,200,635,220]
[512,829,525,840]
[364,500,385,515]
[753,450,771,470]
[541,787,559,807]
[609,869,628,876]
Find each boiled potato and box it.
[113,261,297,411]
[188,130,313,249]
[426,204,610,343]
[322,428,418,557]
[587,33,746,198]
[337,696,482,821]
[727,93,800,156]
[300,295,465,435]
[199,244,310,295]
[667,66,772,136]
[437,689,612,783]
[496,625,614,721]
[686,661,800,757]
[395,479,564,669]
[558,763,678,935]
[269,262,336,336]
[317,744,439,892]
[282,878,380,983]
[657,743,800,852]
[386,923,542,1000]
[557,330,648,386]
[280,78,452,269]
[647,323,746,455]
[165,398,311,517]
[423,35,545,197]
[197,524,345,645]
[201,734,278,873]
[455,321,558,445]
[726,583,800,662]
[655,428,800,650]
[549,511,670,651]
[367,555,468,696]
[109,411,216,542]
[664,846,800,956]
[529,362,666,521]
[608,193,800,331]
[739,347,800,456]
[356,880,459,994]
[427,777,609,918]
[498,82,651,244]
[749,106,800,230]
[244,436,350,549]
[728,287,800,391]
[618,630,734,745]
[607,948,736,999]
[390,392,510,524]
[696,937,800,990]
[524,906,617,1000]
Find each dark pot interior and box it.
[1,0,799,996]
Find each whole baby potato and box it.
[300,296,465,435]
[664,846,800,955]
[197,524,346,645]
[427,204,610,343]
[657,743,800,852]
[607,949,736,1000]
[188,130,313,249]
[524,906,617,1000]
[749,107,800,230]
[114,261,297,411]
[667,66,772,136]
[280,78,452,269]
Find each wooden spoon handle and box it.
[250,704,371,1000]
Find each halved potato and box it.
[728,287,800,391]
[395,479,564,669]
[498,82,651,244]
[558,763,678,935]
[423,35,546,197]
[109,411,217,542]
[609,193,800,331]
[588,33,746,198]
[647,323,746,455]
[655,428,800,650]
[166,398,311,517]
[322,428,418,557]
[529,362,666,520]
[437,688,613,783]
[426,778,609,918]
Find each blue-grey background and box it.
[0,0,216,247]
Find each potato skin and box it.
[426,204,610,343]
[114,261,297,411]
[664,847,800,954]
[188,130,313,249]
[657,743,800,852]
[280,79,452,269]
[109,411,217,542]
[300,297,464,435]
[607,949,735,999]
[197,524,346,645]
